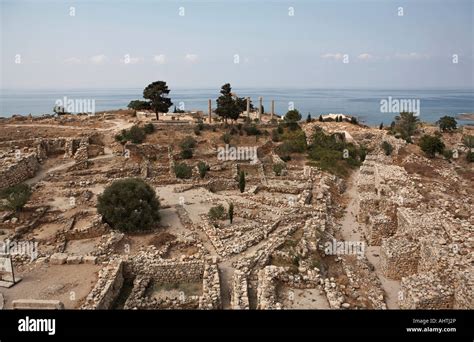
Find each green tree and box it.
[97,178,160,232]
[418,134,445,158]
[238,170,246,193]
[379,122,384,130]
[0,183,31,212]
[284,109,302,123]
[215,83,240,123]
[306,114,312,123]
[319,115,323,122]
[127,100,151,111]
[437,116,457,132]
[228,202,234,224]
[143,81,173,120]
[394,112,419,142]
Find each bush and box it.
[437,116,457,132]
[194,126,201,136]
[418,134,445,158]
[179,136,197,150]
[442,149,453,161]
[129,125,146,144]
[393,112,419,142]
[221,133,231,144]
[197,161,209,178]
[243,124,261,136]
[174,163,193,179]
[97,178,160,232]
[180,148,193,159]
[0,183,31,212]
[462,135,474,148]
[381,141,394,156]
[271,129,281,142]
[208,204,226,221]
[143,123,155,134]
[466,150,474,163]
[273,163,285,176]
[281,129,307,153]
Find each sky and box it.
[1,0,473,90]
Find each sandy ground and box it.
[280,287,330,309]
[1,263,100,309]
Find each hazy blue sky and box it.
[1,0,473,89]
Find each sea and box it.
[1,88,473,127]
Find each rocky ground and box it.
[0,111,471,310]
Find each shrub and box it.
[381,141,394,156]
[208,204,226,221]
[179,136,197,150]
[222,133,231,144]
[243,124,261,136]
[442,149,453,161]
[143,123,155,134]
[129,125,146,144]
[271,129,281,142]
[273,163,285,176]
[393,112,419,142]
[418,134,445,158]
[281,129,307,153]
[174,163,193,179]
[0,183,31,212]
[462,135,474,148]
[97,178,160,232]
[197,161,209,178]
[194,126,201,136]
[437,116,457,132]
[466,150,474,162]
[180,148,193,159]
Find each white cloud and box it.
[90,54,107,64]
[63,57,82,64]
[184,54,198,63]
[394,52,430,60]
[358,53,374,61]
[321,53,344,61]
[153,54,166,64]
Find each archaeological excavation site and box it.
[0,109,472,312]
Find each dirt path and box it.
[339,169,400,309]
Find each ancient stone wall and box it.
[0,152,39,190]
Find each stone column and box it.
[271,100,275,120]
[208,99,212,123]
[246,97,250,119]
[258,96,263,121]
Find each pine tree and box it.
[238,170,246,193]
[228,202,234,224]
